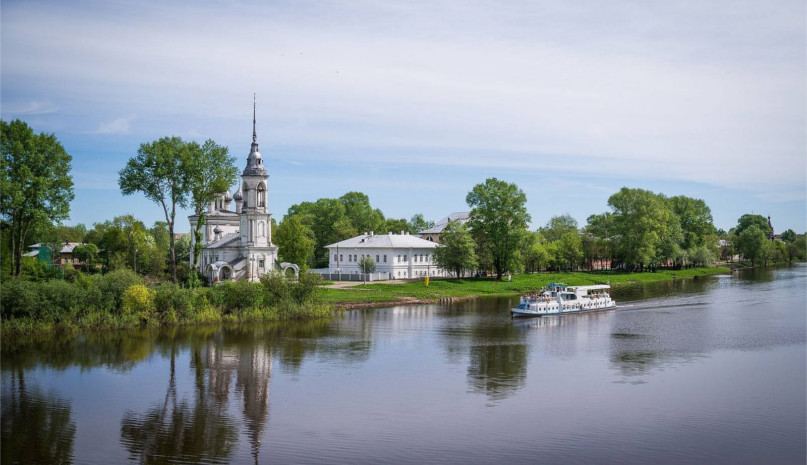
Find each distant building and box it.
[25,242,87,269]
[325,232,451,279]
[418,211,470,243]
[188,101,279,283]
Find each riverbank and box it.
[322,266,732,309]
[0,270,331,335]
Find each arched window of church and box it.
[257,184,266,208]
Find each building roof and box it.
[27,242,84,254]
[206,233,241,249]
[419,211,470,234]
[325,232,440,250]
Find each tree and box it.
[383,218,410,234]
[466,178,530,280]
[734,214,770,237]
[557,231,584,271]
[358,256,376,274]
[119,136,189,282]
[667,196,715,250]
[605,188,671,271]
[339,191,385,234]
[735,225,767,266]
[408,213,435,234]
[72,243,99,271]
[275,215,315,269]
[781,229,796,243]
[184,139,238,286]
[433,221,478,278]
[1,119,74,276]
[288,198,357,267]
[540,214,578,242]
[521,231,549,273]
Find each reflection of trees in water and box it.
[1,368,76,464]
[1,329,160,374]
[3,320,375,463]
[435,298,530,401]
[609,335,704,384]
[120,346,239,464]
[467,339,528,401]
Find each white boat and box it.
[510,283,616,317]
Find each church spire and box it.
[244,94,267,176]
[252,93,257,144]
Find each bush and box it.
[260,273,290,305]
[216,280,264,314]
[122,284,155,317]
[99,269,143,312]
[38,280,85,322]
[1,278,42,319]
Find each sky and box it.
[2,0,805,234]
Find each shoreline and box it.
[327,266,733,310]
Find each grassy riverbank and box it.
[1,270,331,335]
[322,266,732,309]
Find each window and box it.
[334,254,337,261]
[404,255,407,261]
[383,255,387,263]
[259,259,265,268]
[340,254,343,261]
[397,255,401,262]
[257,184,266,208]
[348,255,352,262]
[354,255,357,262]
[376,255,380,262]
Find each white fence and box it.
[310,269,391,282]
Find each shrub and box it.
[38,279,85,322]
[122,284,155,317]
[1,278,41,319]
[291,272,323,305]
[100,269,143,312]
[260,273,291,305]
[217,280,264,313]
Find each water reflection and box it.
[120,345,239,464]
[1,369,76,464]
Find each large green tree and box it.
[605,187,672,271]
[339,191,385,234]
[734,214,770,237]
[466,178,530,280]
[1,120,74,276]
[735,224,767,266]
[275,215,316,269]
[433,221,478,278]
[185,139,237,286]
[288,198,357,267]
[540,214,578,242]
[119,137,189,282]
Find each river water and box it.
[2,265,805,464]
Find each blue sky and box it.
[2,0,805,234]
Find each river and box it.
[2,265,805,464]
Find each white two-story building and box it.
[325,232,451,279]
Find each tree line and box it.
[2,119,805,286]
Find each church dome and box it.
[224,191,233,202]
[213,226,223,234]
[233,188,243,201]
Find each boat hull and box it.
[510,305,617,318]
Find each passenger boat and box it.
[510,283,616,317]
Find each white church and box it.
[188,104,280,283]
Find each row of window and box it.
[334,253,433,264]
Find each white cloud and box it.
[1,0,804,198]
[92,117,134,135]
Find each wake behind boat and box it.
[510,283,616,317]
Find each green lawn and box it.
[321,267,731,306]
